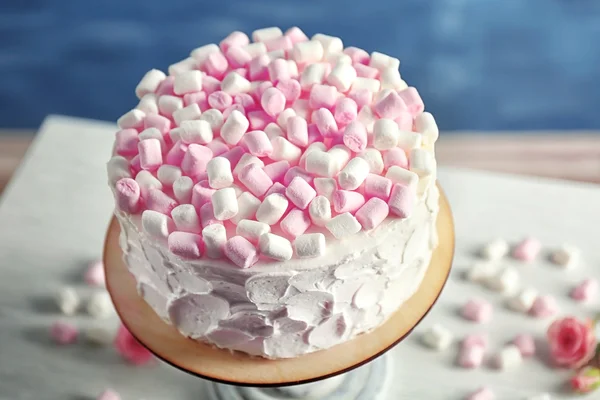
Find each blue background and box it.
[1,0,600,131]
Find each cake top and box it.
[107,26,439,268]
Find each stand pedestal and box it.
[103,184,454,398]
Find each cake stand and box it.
[104,186,454,400]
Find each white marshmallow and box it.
[190,43,220,64]
[550,244,580,269]
[507,287,538,313]
[373,118,399,150]
[172,103,202,126]
[173,70,203,95]
[86,291,114,319]
[206,157,234,189]
[136,93,159,114]
[236,219,271,243]
[177,119,213,144]
[337,157,370,190]
[233,153,265,176]
[107,156,131,184]
[327,144,352,171]
[481,238,509,261]
[256,193,289,225]
[142,210,174,240]
[267,49,286,60]
[157,165,182,187]
[135,170,163,195]
[369,51,400,71]
[299,142,327,168]
[230,183,244,198]
[265,123,285,140]
[287,60,299,78]
[211,187,238,220]
[291,40,324,64]
[495,345,522,370]
[221,71,252,95]
[171,204,201,233]
[292,99,311,120]
[379,67,404,90]
[486,266,520,294]
[243,42,268,58]
[270,137,302,165]
[230,193,261,225]
[168,57,197,76]
[259,233,293,261]
[117,109,145,129]
[374,89,395,104]
[313,178,337,202]
[252,27,283,42]
[326,52,352,65]
[466,261,498,283]
[173,176,194,204]
[199,109,225,132]
[221,110,249,146]
[202,224,227,258]
[397,130,423,151]
[312,33,343,55]
[56,287,80,315]
[351,77,381,93]
[358,148,384,174]
[385,166,419,188]
[300,63,328,90]
[415,112,439,146]
[410,148,435,177]
[357,105,377,134]
[305,151,339,178]
[309,196,332,226]
[294,233,326,258]
[277,108,296,131]
[85,324,116,346]
[326,212,361,239]
[139,127,166,151]
[421,324,453,351]
[327,63,357,92]
[135,69,166,99]
[158,95,183,118]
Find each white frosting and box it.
[116,180,439,358]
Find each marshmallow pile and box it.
[108,26,438,268]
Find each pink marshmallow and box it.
[184,91,208,110]
[220,31,250,53]
[225,46,252,69]
[287,116,309,147]
[238,163,274,197]
[181,144,213,177]
[462,334,489,350]
[168,232,202,259]
[286,176,317,210]
[50,320,79,344]
[202,75,221,94]
[342,121,368,152]
[138,139,163,170]
[276,79,301,103]
[265,181,287,197]
[529,295,558,318]
[234,93,257,111]
[222,104,245,120]
[570,278,599,302]
[145,188,178,215]
[204,51,229,78]
[397,87,425,117]
[242,130,273,157]
[191,180,216,210]
[208,91,233,111]
[97,389,121,400]
[233,67,248,79]
[334,97,358,125]
[388,183,415,218]
[333,190,365,213]
[199,202,222,228]
[383,147,408,169]
[307,123,322,144]
[249,54,270,80]
[129,155,141,174]
[309,84,338,109]
[373,91,408,119]
[115,129,140,156]
[268,58,291,83]
[364,174,392,200]
[248,110,273,130]
[264,36,293,52]
[224,236,259,268]
[348,88,373,109]
[512,334,536,357]
[166,140,188,166]
[313,108,339,138]
[466,388,495,400]
[283,166,313,186]
[458,345,485,369]
[254,81,273,99]
[156,76,175,96]
[355,197,389,230]
[144,113,171,134]
[263,160,290,182]
[115,178,141,213]
[394,111,413,132]
[512,237,541,262]
[285,27,309,44]
[261,87,286,117]
[206,139,232,158]
[344,47,370,64]
[280,209,311,238]
[353,63,379,79]
[462,298,493,323]
[84,260,105,287]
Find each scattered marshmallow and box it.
[507,287,538,313]
[56,287,80,315]
[327,62,357,92]
[97,389,121,400]
[550,244,580,269]
[117,109,145,130]
[333,190,365,213]
[252,27,283,43]
[480,238,509,261]
[280,209,311,238]
[369,51,400,71]
[236,219,271,244]
[355,197,389,230]
[314,177,337,202]
[178,120,213,144]
[415,112,439,145]
[286,176,317,210]
[462,298,493,323]
[458,344,485,369]
[326,212,361,239]
[270,136,302,165]
[50,320,79,345]
[202,224,227,258]
[171,204,201,233]
[169,232,202,259]
[364,174,392,200]
[259,233,293,261]
[388,183,416,218]
[529,295,558,318]
[513,334,536,357]
[570,278,598,302]
[135,69,166,98]
[85,324,116,346]
[158,95,183,118]
[512,238,541,262]
[173,176,194,204]
[221,110,249,146]
[238,163,274,198]
[410,148,435,177]
[230,192,261,225]
[233,153,264,176]
[142,210,174,240]
[221,71,251,95]
[372,118,398,150]
[256,193,289,225]
[225,236,259,268]
[157,165,182,187]
[493,345,523,370]
[294,233,326,258]
[486,266,520,294]
[173,103,203,126]
[86,291,114,319]
[211,187,239,221]
[308,196,332,227]
[292,40,324,64]
[386,165,419,189]
[465,261,498,284]
[358,148,384,175]
[206,157,234,189]
[421,324,453,351]
[84,260,106,287]
[243,130,273,157]
[466,388,495,400]
[337,157,370,190]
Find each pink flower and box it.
[114,324,154,365]
[570,367,600,393]
[547,317,597,369]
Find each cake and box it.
[107,26,440,359]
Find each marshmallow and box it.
[570,278,598,302]
[220,31,250,52]
[415,112,439,145]
[97,389,121,400]
[276,79,301,103]
[191,180,215,209]
[202,224,227,258]
[372,118,399,150]
[395,111,413,132]
[329,144,352,169]
[461,298,493,323]
[299,142,327,168]
[138,139,163,171]
[198,109,224,133]
[458,344,485,369]
[252,27,283,42]
[286,116,309,147]
[335,97,358,125]
[243,130,273,157]
[168,232,202,259]
[358,148,385,175]
[398,87,424,116]
[300,63,328,90]
[236,219,271,244]
[256,193,289,225]
[373,91,407,120]
[333,190,365,213]
[142,210,174,240]
[50,320,79,345]
[135,170,162,196]
[139,127,166,151]
[247,110,272,131]
[338,157,370,190]
[146,187,177,214]
[397,130,423,151]
[135,69,166,98]
[86,291,114,319]
[380,67,404,90]
[117,109,145,130]
[480,238,509,261]
[270,136,302,165]
[181,144,213,177]
[466,261,498,283]
[221,110,249,146]
[261,87,286,117]
[326,212,361,239]
[158,95,183,118]
[56,286,80,315]
[355,197,390,230]
[276,108,296,131]
[157,165,182,187]
[221,71,251,96]
[173,176,194,204]
[202,203,223,229]
[312,33,343,55]
[165,140,187,166]
[364,174,392,200]
[176,119,213,145]
[233,153,264,176]
[115,178,141,213]
[513,334,536,357]
[410,148,435,177]
[222,192,256,223]
[137,93,159,115]
[265,123,285,140]
[550,244,580,269]
[351,77,381,94]
[292,40,324,64]
[343,121,367,152]
[280,209,311,238]
[305,150,338,178]
[263,160,290,182]
[206,157,234,189]
[313,107,339,138]
[512,238,542,262]
[265,35,293,52]
[225,236,259,268]
[259,233,293,261]
[357,105,377,134]
[507,287,538,313]
[313,177,337,202]
[493,345,522,370]
[529,295,558,318]
[172,103,202,127]
[463,334,489,351]
[204,51,229,77]
[292,98,311,120]
[525,394,551,400]
[265,182,286,197]
[309,84,338,110]
[327,63,356,92]
[309,196,332,227]
[293,233,325,258]
[420,324,453,351]
[466,388,494,400]
[207,91,233,111]
[156,75,175,96]
[211,187,239,221]
[285,26,309,44]
[369,51,400,71]
[171,204,201,233]
[383,148,408,170]
[84,260,105,287]
[226,46,252,69]
[349,88,374,109]
[268,58,290,83]
[284,166,313,186]
[286,176,317,210]
[386,166,419,188]
[486,266,520,294]
[238,163,274,197]
[190,43,219,64]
